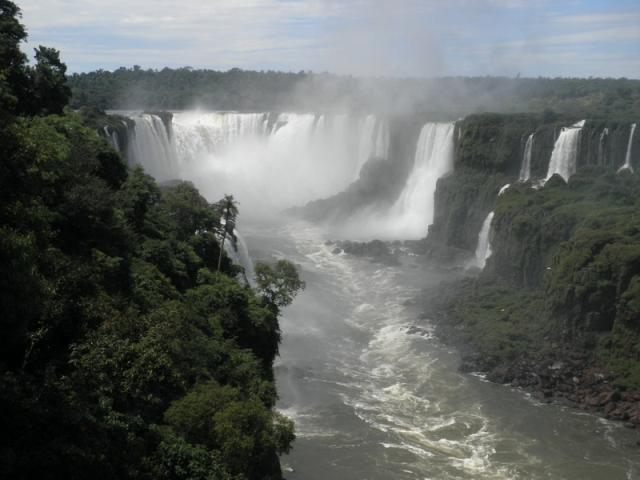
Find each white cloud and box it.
[15,0,640,77]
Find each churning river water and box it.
[117,110,640,478]
[244,220,640,480]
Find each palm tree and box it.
[216,194,239,271]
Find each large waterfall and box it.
[126,114,179,181]
[122,111,392,216]
[618,123,636,173]
[545,120,585,182]
[379,122,455,238]
[519,133,533,182]
[118,111,449,240]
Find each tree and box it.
[216,194,238,272]
[28,46,71,115]
[254,260,305,312]
[0,0,28,121]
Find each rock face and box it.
[422,112,640,428]
[293,116,423,222]
[427,114,640,254]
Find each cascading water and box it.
[126,114,179,181]
[343,122,455,240]
[224,229,256,287]
[545,120,585,182]
[109,109,640,479]
[598,128,608,165]
[519,134,533,182]
[356,115,389,173]
[172,112,269,162]
[471,211,494,269]
[618,123,636,173]
[384,123,455,238]
[121,111,395,219]
[102,126,120,150]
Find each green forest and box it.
[0,2,303,479]
[68,66,640,120]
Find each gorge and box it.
[98,108,640,479]
[4,1,640,478]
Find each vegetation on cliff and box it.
[0,2,300,478]
[426,170,640,413]
[427,113,639,251]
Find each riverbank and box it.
[420,276,640,432]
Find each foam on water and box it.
[271,223,510,478]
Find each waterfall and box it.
[126,114,179,181]
[472,211,494,270]
[356,115,389,173]
[172,112,269,162]
[498,183,510,196]
[380,122,455,238]
[102,126,120,151]
[234,232,256,287]
[598,128,608,165]
[545,120,585,182]
[618,123,637,173]
[123,111,380,215]
[224,229,256,287]
[519,134,533,182]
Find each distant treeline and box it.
[69,66,640,120]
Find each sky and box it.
[17,0,640,78]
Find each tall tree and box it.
[0,0,28,121]
[216,194,239,271]
[28,46,71,115]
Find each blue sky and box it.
[17,0,640,78]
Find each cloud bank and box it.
[18,0,640,78]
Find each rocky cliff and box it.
[423,113,640,426]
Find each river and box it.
[244,220,639,480]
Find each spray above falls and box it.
[117,111,453,240]
[122,111,392,215]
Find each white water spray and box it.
[545,120,585,182]
[126,114,179,181]
[345,122,455,240]
[124,111,389,215]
